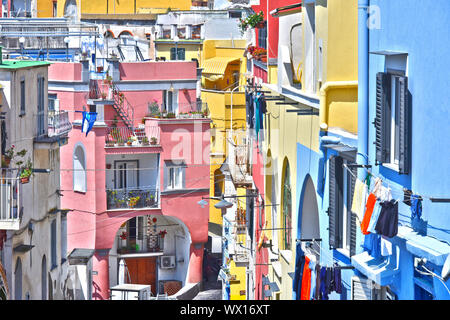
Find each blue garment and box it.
[319,267,329,300]
[309,260,316,300]
[81,111,97,136]
[245,91,254,129]
[333,268,342,294]
[254,93,266,141]
[411,195,422,219]
[292,244,305,300]
[367,200,382,233]
[363,233,381,259]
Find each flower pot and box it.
[127,142,132,146]
[106,164,112,169]
[20,176,29,184]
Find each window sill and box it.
[382,163,400,172]
[336,248,350,259]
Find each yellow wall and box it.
[54,0,191,17]
[37,0,56,17]
[155,43,202,62]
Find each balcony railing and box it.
[145,102,209,120]
[106,188,159,210]
[0,178,21,230]
[117,234,164,255]
[105,126,160,147]
[48,111,72,137]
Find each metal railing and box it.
[147,101,209,119]
[0,177,20,230]
[106,188,159,210]
[48,111,72,137]
[105,126,160,147]
[117,234,164,255]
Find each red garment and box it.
[360,193,377,235]
[300,256,311,300]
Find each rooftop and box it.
[0,60,51,70]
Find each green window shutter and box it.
[170,48,177,60]
[374,72,391,164]
[328,156,343,250]
[178,48,185,60]
[398,76,410,175]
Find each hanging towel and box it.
[309,259,317,300]
[360,193,377,235]
[363,233,381,259]
[319,266,328,300]
[314,264,321,300]
[352,179,367,223]
[375,200,399,238]
[333,267,342,294]
[81,111,97,137]
[300,256,312,300]
[367,200,382,234]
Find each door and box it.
[125,257,157,296]
[115,161,138,189]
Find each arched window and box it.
[41,256,47,300]
[73,144,87,192]
[281,160,292,251]
[118,30,133,38]
[14,258,22,300]
[63,0,77,18]
[104,30,115,39]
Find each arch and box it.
[104,30,115,39]
[280,157,292,251]
[73,142,87,192]
[298,175,320,252]
[118,30,134,38]
[63,0,78,18]
[14,257,22,300]
[264,149,277,248]
[41,255,47,300]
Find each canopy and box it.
[202,57,240,81]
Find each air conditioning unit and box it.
[351,276,386,300]
[160,255,176,269]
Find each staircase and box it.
[109,81,135,133]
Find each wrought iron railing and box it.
[106,188,159,210]
[48,111,72,137]
[116,234,164,254]
[105,126,160,147]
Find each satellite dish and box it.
[442,253,450,282]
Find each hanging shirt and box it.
[363,233,381,259]
[300,256,312,300]
[319,266,328,300]
[333,267,342,294]
[314,264,321,300]
[360,193,377,234]
[375,200,399,238]
[245,91,254,129]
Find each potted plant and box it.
[101,91,107,100]
[142,136,149,145]
[150,137,158,145]
[127,136,133,146]
[117,137,125,146]
[167,112,176,119]
[3,145,15,167]
[19,158,33,184]
[128,196,140,208]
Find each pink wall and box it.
[119,61,198,81]
[48,62,82,81]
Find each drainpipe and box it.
[358,0,370,180]
[318,81,359,131]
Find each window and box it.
[170,47,185,61]
[41,256,47,300]
[73,144,87,192]
[281,161,292,251]
[37,76,46,136]
[258,23,267,50]
[61,215,67,263]
[374,71,410,174]
[20,79,25,116]
[52,1,57,17]
[328,155,357,256]
[229,11,242,19]
[14,258,22,300]
[164,161,185,191]
[214,169,224,197]
[51,219,57,269]
[163,90,178,114]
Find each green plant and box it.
[147,100,160,117]
[4,145,15,159]
[150,137,158,145]
[142,136,149,144]
[19,158,33,178]
[239,11,264,34]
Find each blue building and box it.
[292,0,450,301]
[351,0,450,300]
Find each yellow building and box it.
[36,0,192,19]
[258,0,358,300]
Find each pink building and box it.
[48,60,211,299]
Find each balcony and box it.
[227,130,253,186]
[0,178,21,230]
[116,234,164,256]
[106,188,159,210]
[144,101,209,121]
[48,111,72,137]
[105,126,161,148]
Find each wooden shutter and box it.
[348,165,358,256]
[178,48,185,60]
[170,48,176,60]
[374,72,390,164]
[328,156,343,249]
[398,76,410,174]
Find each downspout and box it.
[318,81,358,131]
[358,0,370,180]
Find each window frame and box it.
[164,160,186,191]
[19,78,26,116]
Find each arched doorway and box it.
[280,158,292,251]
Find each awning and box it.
[202,57,240,81]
